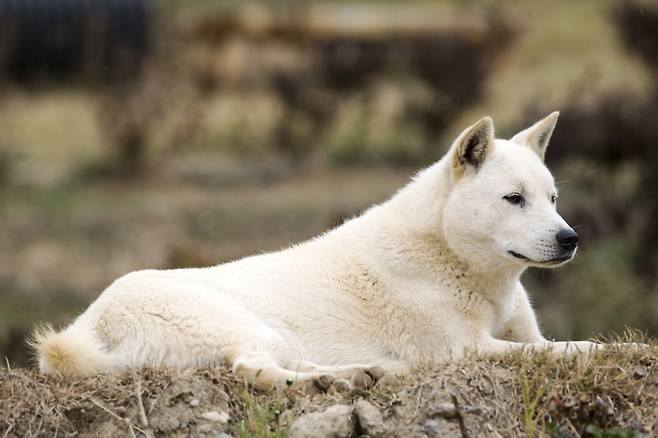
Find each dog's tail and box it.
[29,324,114,376]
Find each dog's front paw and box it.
[564,341,602,354]
[290,374,335,395]
[542,340,602,356]
[289,365,392,395]
[607,342,649,350]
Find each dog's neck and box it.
[346,157,525,301]
[355,219,523,306]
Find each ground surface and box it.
[1,338,656,437]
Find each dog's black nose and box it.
[556,229,578,251]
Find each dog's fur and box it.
[33,114,604,389]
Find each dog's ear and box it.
[451,116,494,180]
[510,111,559,161]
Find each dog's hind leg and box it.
[77,273,340,391]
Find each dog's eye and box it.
[551,194,558,204]
[503,193,525,206]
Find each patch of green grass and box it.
[584,425,651,438]
[515,332,655,436]
[520,372,546,436]
[231,390,287,438]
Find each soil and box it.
[1,341,656,437]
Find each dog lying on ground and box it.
[34,113,615,390]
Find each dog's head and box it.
[442,113,577,271]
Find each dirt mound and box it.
[1,341,656,437]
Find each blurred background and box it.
[1,0,657,366]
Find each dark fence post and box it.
[0,0,152,84]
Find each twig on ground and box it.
[148,382,169,414]
[451,394,470,438]
[135,379,149,427]
[2,423,14,438]
[89,398,146,438]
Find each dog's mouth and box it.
[508,250,574,266]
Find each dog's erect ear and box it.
[510,112,559,161]
[451,116,494,180]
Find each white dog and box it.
[34,113,603,390]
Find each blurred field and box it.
[1,0,658,367]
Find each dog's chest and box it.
[447,269,516,323]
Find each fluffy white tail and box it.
[30,324,113,376]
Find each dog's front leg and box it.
[477,337,601,357]
[496,284,546,343]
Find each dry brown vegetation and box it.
[1,335,656,437]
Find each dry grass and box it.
[1,334,656,437]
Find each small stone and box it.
[189,399,200,407]
[465,406,482,415]
[278,409,295,428]
[149,408,181,431]
[200,411,230,424]
[633,365,647,379]
[424,419,441,437]
[354,399,386,436]
[197,424,213,433]
[288,404,354,438]
[431,402,457,419]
